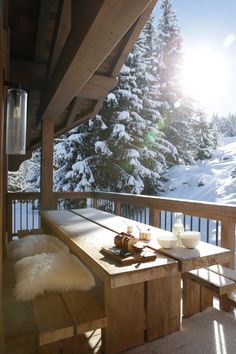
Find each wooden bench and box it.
[182,266,236,317]
[32,288,107,354]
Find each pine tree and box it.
[156,0,183,116]
[54,16,178,195]
[156,0,217,164]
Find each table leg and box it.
[146,273,181,341]
[103,282,145,354]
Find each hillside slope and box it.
[161,136,236,205]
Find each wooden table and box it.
[40,209,180,354]
[71,208,232,319]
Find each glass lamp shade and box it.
[6,88,28,155]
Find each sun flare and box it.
[181,49,229,111]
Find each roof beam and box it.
[78,74,117,100]
[37,0,153,122]
[111,0,157,77]
[46,0,71,80]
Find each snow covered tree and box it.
[8,149,41,192]
[156,0,217,164]
[54,16,178,195]
[156,0,183,116]
[190,111,218,160]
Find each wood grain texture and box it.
[40,120,55,210]
[183,268,236,296]
[93,191,236,223]
[200,287,213,311]
[40,210,178,289]
[221,219,235,268]
[32,293,74,346]
[61,289,107,334]
[156,241,231,273]
[78,74,117,100]
[182,277,201,318]
[104,282,145,353]
[38,0,153,120]
[40,209,180,352]
[146,273,181,341]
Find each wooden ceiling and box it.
[7,0,157,167]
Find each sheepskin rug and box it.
[8,234,69,261]
[14,252,96,301]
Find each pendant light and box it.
[5,87,28,155]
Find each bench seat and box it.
[33,288,107,353]
[182,266,236,317]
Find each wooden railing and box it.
[7,191,236,267]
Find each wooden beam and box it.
[46,0,71,80]
[38,0,153,121]
[10,59,46,90]
[0,2,7,351]
[111,0,157,77]
[40,120,55,209]
[34,0,53,62]
[65,74,117,127]
[78,74,117,100]
[65,97,82,127]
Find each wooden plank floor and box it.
[3,261,103,354]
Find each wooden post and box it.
[41,119,55,210]
[0,3,6,352]
[92,197,97,209]
[7,195,12,240]
[221,219,235,269]
[114,201,121,216]
[149,208,160,227]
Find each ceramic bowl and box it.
[180,231,200,248]
[157,237,177,249]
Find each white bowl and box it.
[180,231,200,249]
[157,237,177,249]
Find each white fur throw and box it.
[14,252,95,301]
[8,234,69,261]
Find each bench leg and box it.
[183,277,201,317]
[200,287,213,311]
[220,294,232,312]
[146,273,181,341]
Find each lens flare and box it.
[223,33,235,48]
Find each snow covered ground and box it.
[161,136,236,205]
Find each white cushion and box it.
[8,234,69,261]
[14,252,95,301]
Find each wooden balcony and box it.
[4,191,236,353]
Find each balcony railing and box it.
[7,191,236,266]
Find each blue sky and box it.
[155,0,236,117]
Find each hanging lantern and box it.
[6,88,28,155]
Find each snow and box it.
[161,136,236,205]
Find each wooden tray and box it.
[101,246,156,265]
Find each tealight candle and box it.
[127,225,133,233]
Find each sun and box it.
[181,48,229,111]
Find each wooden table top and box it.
[71,208,231,273]
[71,207,172,237]
[40,210,178,288]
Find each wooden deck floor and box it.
[3,261,102,354]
